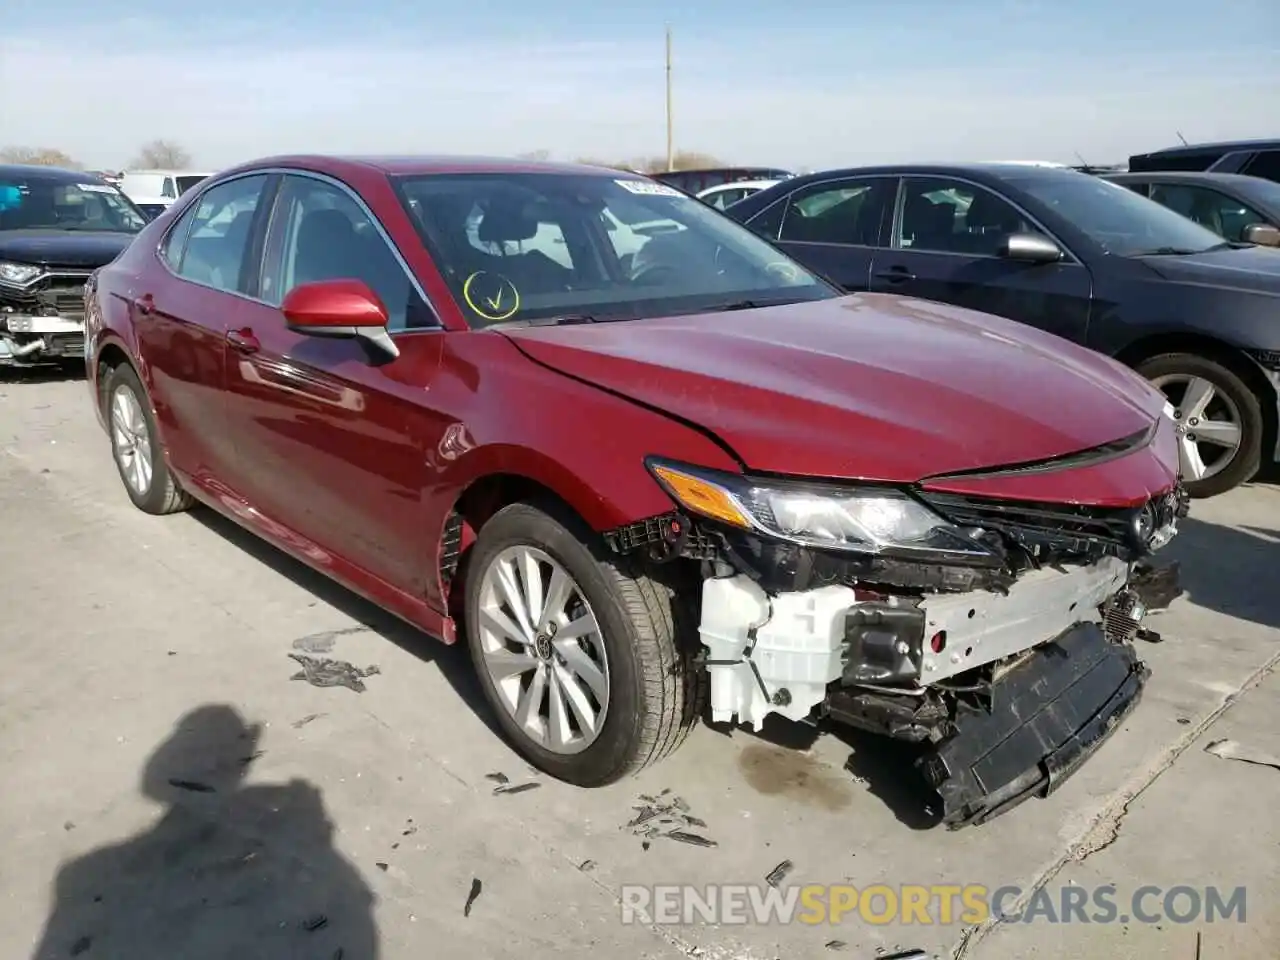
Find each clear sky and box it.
[2,0,1277,171]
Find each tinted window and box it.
[1243,150,1280,184]
[705,187,750,210]
[0,176,145,233]
[262,175,432,330]
[1117,181,1149,198]
[745,197,787,240]
[160,202,199,269]
[1148,183,1267,243]
[1011,173,1225,256]
[897,177,1041,255]
[175,175,268,293]
[778,178,894,246]
[396,173,835,328]
[175,175,207,195]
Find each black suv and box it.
[1128,139,1280,184]
[0,164,147,367]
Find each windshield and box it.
[1013,174,1226,256]
[395,173,836,327]
[0,176,146,233]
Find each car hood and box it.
[501,293,1163,483]
[1138,245,1280,294]
[0,230,137,269]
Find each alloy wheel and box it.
[1151,373,1243,483]
[476,545,610,755]
[111,384,154,496]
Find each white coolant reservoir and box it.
[699,575,855,729]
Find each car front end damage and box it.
[0,264,92,365]
[604,457,1188,828]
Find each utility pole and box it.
[665,25,674,172]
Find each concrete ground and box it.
[0,369,1276,960]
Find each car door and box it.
[220,171,451,596]
[1147,182,1273,243]
[867,175,1093,344]
[135,173,276,488]
[754,176,896,291]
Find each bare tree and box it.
[130,139,193,169]
[583,150,727,174]
[515,149,551,161]
[0,146,80,168]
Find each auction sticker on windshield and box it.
[615,179,686,198]
[77,183,120,194]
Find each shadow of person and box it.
[31,705,378,960]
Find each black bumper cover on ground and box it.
[917,622,1148,829]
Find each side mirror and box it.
[1000,233,1063,264]
[1242,223,1280,248]
[281,279,399,362]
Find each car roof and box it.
[1130,138,1280,160]
[219,155,635,180]
[1104,171,1266,187]
[779,162,1092,184]
[699,179,780,193]
[0,163,99,182]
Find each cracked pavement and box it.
[0,371,1276,959]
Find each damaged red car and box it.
[84,156,1187,827]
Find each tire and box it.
[1136,352,1263,499]
[463,501,704,786]
[103,363,194,515]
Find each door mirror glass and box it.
[282,279,399,362]
[1000,232,1063,263]
[1242,222,1280,247]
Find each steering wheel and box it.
[630,262,681,286]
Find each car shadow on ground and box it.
[0,362,85,385]
[28,704,379,960]
[1165,512,1280,631]
[187,508,502,739]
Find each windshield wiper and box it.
[486,314,607,330]
[1128,243,1228,257]
[705,297,803,312]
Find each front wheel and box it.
[463,502,702,786]
[1137,352,1263,499]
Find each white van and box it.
[118,170,212,207]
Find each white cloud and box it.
[1,23,1276,172]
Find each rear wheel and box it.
[1137,352,1262,498]
[463,501,702,786]
[104,363,194,515]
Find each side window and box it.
[160,202,200,271]
[746,198,787,240]
[1149,183,1266,242]
[173,175,269,293]
[1118,181,1149,198]
[778,178,894,246]
[262,175,432,331]
[1242,150,1280,184]
[897,177,1041,256]
[162,177,177,199]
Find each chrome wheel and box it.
[1152,373,1243,483]
[111,384,153,496]
[476,545,609,755]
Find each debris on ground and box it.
[292,625,371,655]
[167,778,215,793]
[493,782,541,796]
[63,821,75,831]
[463,878,483,917]
[376,862,389,872]
[879,950,932,959]
[484,772,510,785]
[1205,738,1280,771]
[288,654,380,692]
[293,713,326,729]
[823,940,846,950]
[623,789,716,847]
[765,860,793,887]
[578,859,596,872]
[70,935,92,956]
[239,750,264,767]
[302,914,329,932]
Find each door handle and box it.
[226,328,261,354]
[874,266,916,283]
[133,293,155,316]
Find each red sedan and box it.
[85,155,1186,826]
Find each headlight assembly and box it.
[646,458,999,562]
[0,261,42,286]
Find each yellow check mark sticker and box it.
[463,271,520,322]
